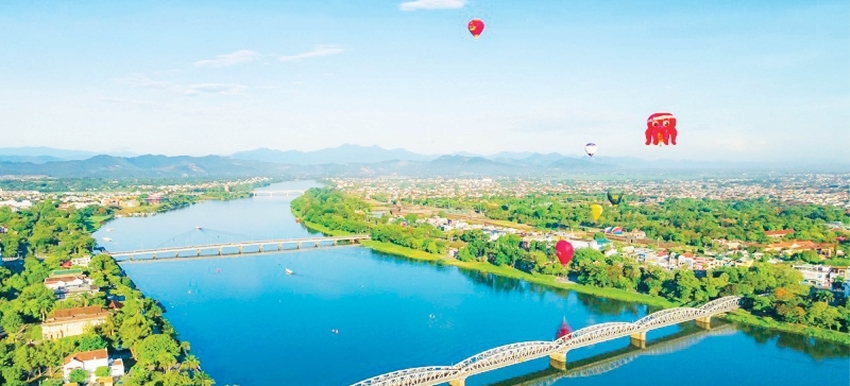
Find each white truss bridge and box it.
[350,296,742,386]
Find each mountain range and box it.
[0,145,843,179]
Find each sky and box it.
[1,0,848,165]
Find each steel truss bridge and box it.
[499,323,738,386]
[350,296,741,386]
[106,235,370,262]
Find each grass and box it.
[86,214,114,231]
[301,221,353,237]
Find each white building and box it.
[62,348,124,383]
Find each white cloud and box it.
[114,75,247,96]
[194,50,260,68]
[400,0,465,11]
[278,45,344,62]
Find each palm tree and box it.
[180,340,191,356]
[814,290,834,304]
[193,370,215,386]
[182,354,200,372]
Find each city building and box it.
[42,306,109,340]
[62,348,125,384]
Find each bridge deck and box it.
[107,235,371,256]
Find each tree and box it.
[134,334,180,372]
[69,368,88,384]
[95,366,111,377]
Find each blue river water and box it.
[95,181,849,386]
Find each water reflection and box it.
[734,323,850,360]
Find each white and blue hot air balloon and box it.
[584,143,597,157]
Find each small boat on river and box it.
[285,268,293,276]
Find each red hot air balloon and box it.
[645,112,678,146]
[555,239,574,266]
[468,19,485,39]
[556,317,572,340]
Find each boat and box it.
[556,317,572,339]
[102,237,112,242]
[285,268,293,276]
[196,226,203,230]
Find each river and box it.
[94,181,849,386]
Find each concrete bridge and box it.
[350,296,741,386]
[251,190,306,197]
[106,235,371,262]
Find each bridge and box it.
[251,189,306,197]
[350,296,741,386]
[492,323,737,386]
[106,235,370,262]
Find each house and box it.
[62,348,125,383]
[793,264,833,288]
[42,306,109,340]
[764,240,817,254]
[44,275,100,300]
[71,255,92,267]
[765,229,794,239]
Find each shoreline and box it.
[297,220,850,346]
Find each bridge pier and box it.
[218,247,222,256]
[315,241,320,248]
[197,248,201,257]
[152,252,156,260]
[259,245,263,253]
[297,242,301,249]
[448,378,465,386]
[239,246,243,254]
[549,351,568,371]
[696,315,712,330]
[277,243,282,251]
[630,331,647,349]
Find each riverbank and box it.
[361,240,674,308]
[360,240,849,344]
[723,310,850,345]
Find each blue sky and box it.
[1,0,847,164]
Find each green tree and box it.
[95,366,111,377]
[69,368,88,384]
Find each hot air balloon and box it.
[591,204,603,221]
[555,240,574,266]
[556,317,572,340]
[468,19,485,38]
[607,189,623,206]
[584,143,597,157]
[645,112,678,146]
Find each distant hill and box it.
[0,147,137,161]
[231,144,437,165]
[0,155,292,178]
[0,144,843,179]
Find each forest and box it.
[0,201,213,385]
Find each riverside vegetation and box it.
[0,201,214,385]
[291,187,850,344]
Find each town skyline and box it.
[1,0,848,164]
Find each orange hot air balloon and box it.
[468,19,485,38]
